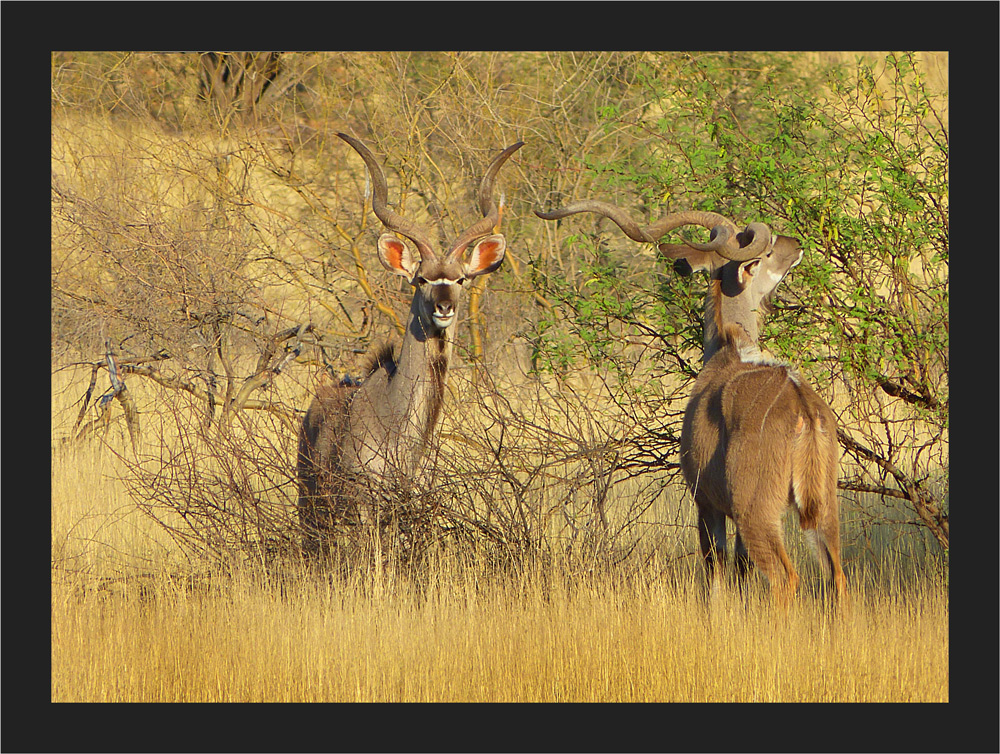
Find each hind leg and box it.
[733,530,754,598]
[298,495,335,561]
[740,519,799,609]
[697,504,728,598]
[816,515,848,604]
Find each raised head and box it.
[340,134,522,335]
[535,201,803,359]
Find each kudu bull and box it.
[298,134,523,555]
[535,200,846,606]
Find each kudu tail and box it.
[803,529,834,580]
[790,407,838,577]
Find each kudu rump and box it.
[298,134,523,555]
[536,201,846,606]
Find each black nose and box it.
[431,284,459,313]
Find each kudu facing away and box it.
[298,134,524,555]
[535,200,846,606]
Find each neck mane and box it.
[393,306,453,455]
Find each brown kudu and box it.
[297,134,524,556]
[535,200,846,607]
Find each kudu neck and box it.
[392,298,453,444]
[702,280,761,363]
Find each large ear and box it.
[657,243,718,276]
[464,234,506,279]
[721,258,758,296]
[377,232,420,279]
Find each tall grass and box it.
[52,554,947,703]
[52,369,947,704]
[53,365,951,707]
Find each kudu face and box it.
[297,135,522,553]
[535,200,846,608]
[661,233,804,359]
[376,231,506,336]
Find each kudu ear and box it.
[658,243,717,276]
[721,258,759,296]
[377,232,420,280]
[464,234,506,279]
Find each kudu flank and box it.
[298,134,523,554]
[536,200,846,605]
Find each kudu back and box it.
[535,200,846,606]
[298,134,523,556]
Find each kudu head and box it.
[339,133,524,337]
[534,200,803,361]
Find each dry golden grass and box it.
[51,367,948,704]
[51,555,947,703]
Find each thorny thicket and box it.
[51,52,947,576]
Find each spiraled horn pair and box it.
[338,133,524,261]
[534,200,771,261]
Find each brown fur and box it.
[297,382,362,547]
[683,322,846,606]
[531,198,842,606]
[297,342,398,544]
[296,137,521,557]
